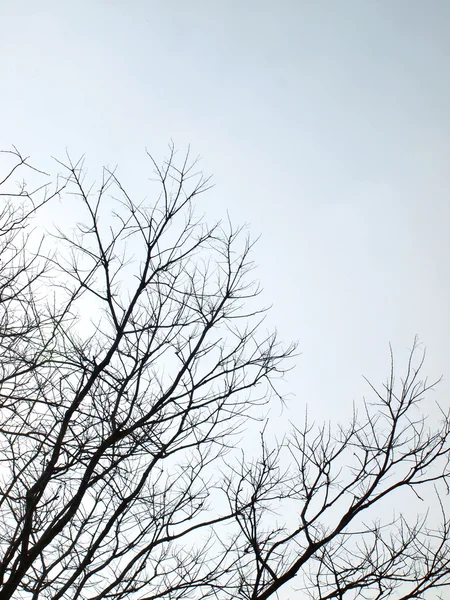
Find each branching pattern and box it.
[0,147,449,600]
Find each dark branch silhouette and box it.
[0,146,449,600]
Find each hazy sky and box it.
[2,0,449,425]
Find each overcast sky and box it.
[2,0,449,426]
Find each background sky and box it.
[1,1,449,440]
[1,2,450,598]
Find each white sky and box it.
[1,1,449,435]
[2,2,450,598]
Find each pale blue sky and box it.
[1,0,449,423]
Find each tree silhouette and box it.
[0,147,449,600]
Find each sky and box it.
[2,0,449,428]
[2,0,450,464]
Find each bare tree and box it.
[225,344,450,600]
[0,147,449,600]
